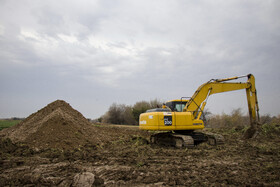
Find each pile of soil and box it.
[0,100,103,150]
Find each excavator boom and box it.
[185,74,259,125]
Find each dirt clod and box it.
[73,172,95,187]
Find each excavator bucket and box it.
[243,121,260,139]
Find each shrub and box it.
[261,115,280,136]
[132,99,162,123]
[207,108,249,128]
[102,103,137,125]
[101,99,162,125]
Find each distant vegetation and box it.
[206,108,280,136]
[100,99,162,125]
[207,108,279,127]
[206,108,249,128]
[0,119,22,130]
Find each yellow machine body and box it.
[139,111,204,131]
[139,74,259,132]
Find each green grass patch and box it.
[261,123,280,135]
[0,120,21,130]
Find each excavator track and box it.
[150,131,224,148]
[172,134,194,148]
[150,132,194,148]
[203,132,225,145]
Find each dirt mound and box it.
[0,100,101,150]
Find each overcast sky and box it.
[0,0,279,119]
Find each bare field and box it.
[1,125,279,186]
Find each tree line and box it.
[99,99,162,125]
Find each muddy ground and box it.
[1,125,279,186]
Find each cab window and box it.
[174,103,186,112]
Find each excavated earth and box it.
[0,100,136,150]
[0,100,279,186]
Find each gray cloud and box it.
[0,0,279,118]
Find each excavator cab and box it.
[165,100,188,112]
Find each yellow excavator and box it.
[139,74,260,147]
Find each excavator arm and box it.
[184,74,260,126]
